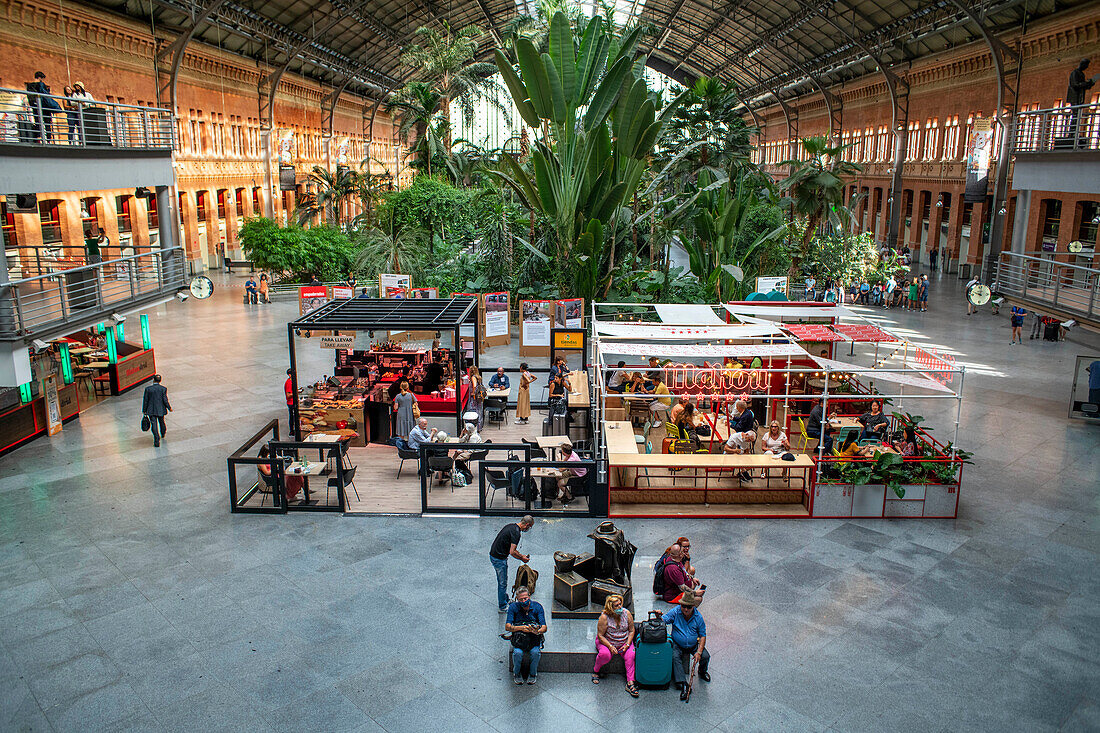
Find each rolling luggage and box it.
[1043,321,1059,341]
[635,611,672,688]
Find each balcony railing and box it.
[1,247,186,339]
[0,87,175,151]
[1013,104,1100,154]
[995,251,1099,322]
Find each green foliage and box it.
[238,218,359,282]
[294,166,359,228]
[375,176,485,252]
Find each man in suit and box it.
[26,71,61,143]
[142,374,172,447]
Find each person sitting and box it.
[549,356,568,382]
[407,417,436,452]
[724,399,756,453]
[672,403,702,452]
[452,421,482,482]
[244,276,258,304]
[661,543,704,603]
[669,394,691,425]
[659,536,696,578]
[893,425,919,456]
[257,445,303,504]
[556,442,587,504]
[805,398,834,452]
[593,594,638,697]
[506,586,546,685]
[488,367,510,391]
[858,400,889,441]
[548,373,568,416]
[607,361,628,393]
[625,372,648,394]
[661,590,710,699]
[649,373,672,419]
[760,420,790,454]
[837,431,877,460]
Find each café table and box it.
[286,460,327,504]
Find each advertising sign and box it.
[43,374,62,436]
[553,331,584,349]
[555,298,584,328]
[756,276,788,294]
[319,335,355,350]
[484,292,510,338]
[332,286,353,299]
[279,165,296,191]
[278,132,294,164]
[408,288,437,299]
[522,300,552,346]
[298,285,328,316]
[379,273,411,298]
[964,117,994,202]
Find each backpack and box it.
[652,555,676,596]
[638,610,668,645]
[512,563,538,598]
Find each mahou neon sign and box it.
[662,363,770,393]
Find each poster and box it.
[756,276,788,294]
[409,287,437,299]
[337,137,349,166]
[380,273,411,297]
[332,286,353,299]
[964,117,994,202]
[522,300,552,346]
[484,291,509,338]
[43,374,62,436]
[555,298,584,328]
[298,285,328,316]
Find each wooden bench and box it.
[224,258,255,273]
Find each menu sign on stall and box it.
[332,286,353,299]
[380,274,411,299]
[43,374,62,436]
[319,335,355,350]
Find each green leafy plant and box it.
[293,165,360,229]
[238,218,359,281]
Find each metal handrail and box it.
[0,86,175,150]
[1013,103,1099,154]
[995,251,1098,320]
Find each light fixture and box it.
[369,330,375,338]
[175,292,188,302]
[997,207,1007,216]
[111,312,126,323]
[935,199,943,208]
[31,339,49,352]
[435,331,441,339]
[1092,215,1100,224]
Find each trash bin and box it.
[958,263,971,280]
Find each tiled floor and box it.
[1,269,1099,732]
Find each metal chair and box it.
[426,454,455,491]
[484,467,514,508]
[521,438,547,460]
[397,445,421,478]
[484,397,508,427]
[328,465,359,504]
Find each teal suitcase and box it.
[635,639,672,688]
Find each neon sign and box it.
[914,347,956,386]
[662,364,771,393]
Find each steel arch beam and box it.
[154,0,231,112]
[947,0,1020,283]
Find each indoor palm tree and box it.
[294,165,360,229]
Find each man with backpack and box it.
[654,544,704,604]
[490,516,533,612]
[662,590,710,699]
[506,586,546,685]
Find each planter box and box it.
[885,499,924,517]
[923,483,959,517]
[852,484,886,517]
[812,483,853,517]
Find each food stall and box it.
[287,297,480,442]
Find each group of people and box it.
[806,398,906,455]
[606,357,673,418]
[493,522,710,698]
[855,273,928,311]
[23,71,96,144]
[243,274,271,304]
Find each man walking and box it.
[661,589,710,699]
[489,516,533,612]
[142,374,172,447]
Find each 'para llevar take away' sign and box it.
[319,335,354,349]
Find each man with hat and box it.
[661,589,710,699]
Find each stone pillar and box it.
[1010,190,1031,254]
[927,193,945,268]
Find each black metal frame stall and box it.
[287,297,480,441]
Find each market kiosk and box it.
[287,297,480,442]
[591,301,967,519]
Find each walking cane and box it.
[681,651,699,702]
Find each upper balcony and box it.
[1010,103,1100,196]
[0,88,176,195]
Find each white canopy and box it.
[599,342,809,358]
[654,303,727,325]
[811,356,957,394]
[724,304,858,320]
[593,322,783,339]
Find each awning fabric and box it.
[599,342,809,358]
[593,322,783,339]
[831,324,899,342]
[782,324,846,342]
[724,304,857,320]
[654,304,726,325]
[811,357,956,394]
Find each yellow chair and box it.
[796,418,810,451]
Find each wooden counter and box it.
[603,420,641,454]
[568,370,589,408]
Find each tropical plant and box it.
[778,135,862,280]
[657,76,753,179]
[352,225,428,276]
[294,165,360,228]
[492,11,685,300]
[238,218,359,281]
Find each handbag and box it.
[140,415,150,432]
[412,402,421,419]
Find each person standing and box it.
[490,516,533,613]
[26,71,61,143]
[393,381,418,439]
[1087,360,1100,405]
[1011,305,1026,344]
[966,274,981,315]
[1067,59,1095,141]
[661,590,710,699]
[908,278,919,310]
[918,274,929,312]
[515,362,535,425]
[884,274,897,309]
[929,246,939,272]
[141,374,172,447]
[284,368,295,429]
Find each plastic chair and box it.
[796,418,810,451]
[484,467,513,508]
[859,438,881,446]
[396,445,420,478]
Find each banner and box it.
[522,300,552,346]
[277,132,294,164]
[484,292,509,338]
[379,273,411,297]
[964,117,994,202]
[337,137,349,166]
[555,298,584,328]
[332,286,353,299]
[298,285,328,316]
[756,276,788,294]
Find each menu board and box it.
[484,292,509,338]
[522,300,552,347]
[379,273,411,297]
[409,288,437,299]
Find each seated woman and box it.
[257,445,304,504]
[548,373,568,416]
[452,421,482,482]
[593,594,637,697]
[837,432,880,460]
[672,403,702,452]
[857,400,889,441]
[893,425,919,456]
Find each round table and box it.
[805,377,843,390]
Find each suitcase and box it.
[542,417,554,436]
[1043,322,1059,341]
[553,571,589,611]
[551,412,568,436]
[571,552,595,580]
[590,578,632,608]
[635,639,673,688]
